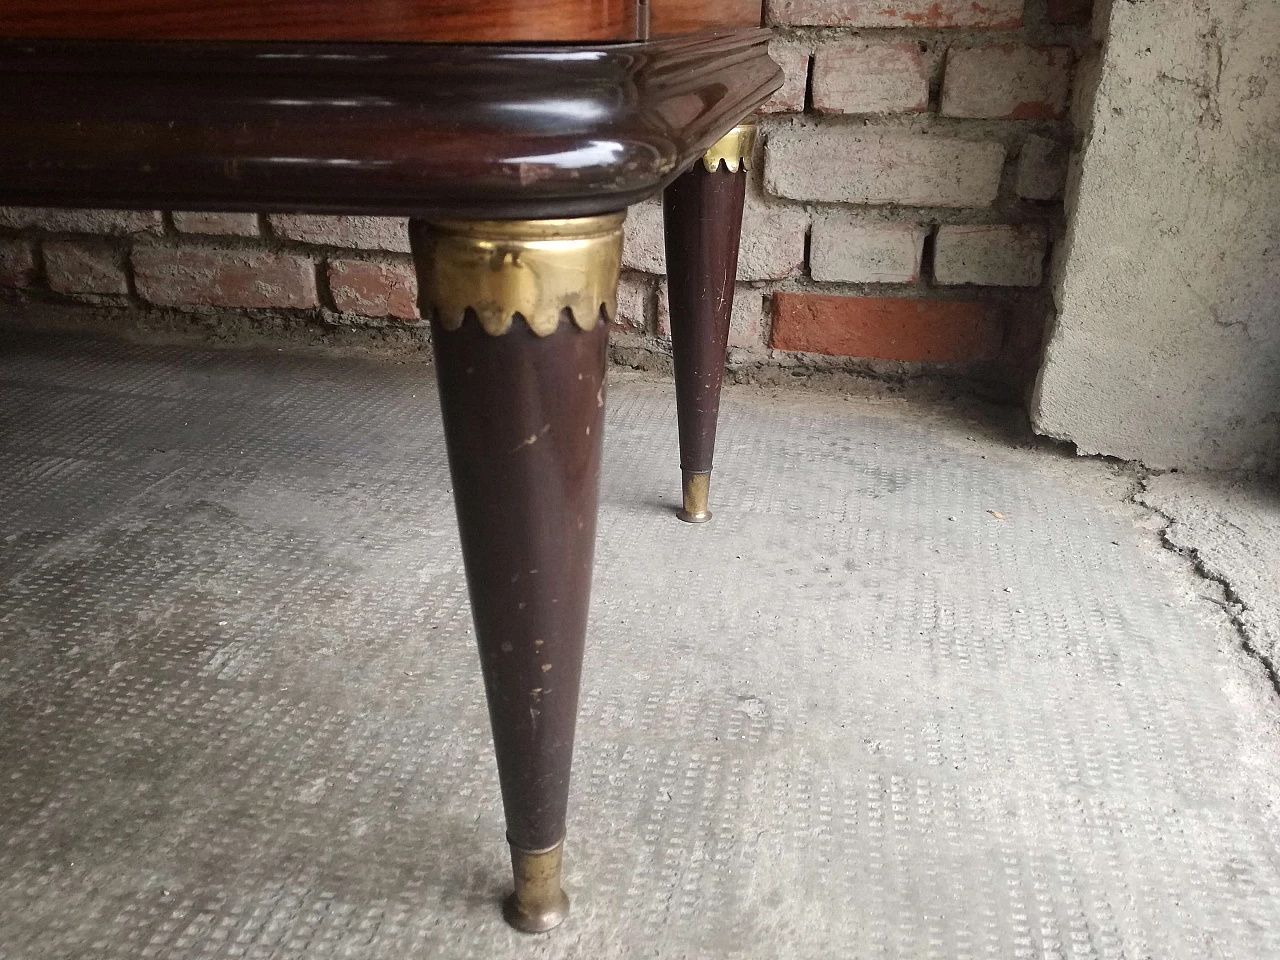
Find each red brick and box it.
[327,259,418,320]
[812,42,928,115]
[0,208,163,236]
[133,246,318,309]
[1047,0,1091,25]
[44,238,129,295]
[941,47,1074,120]
[767,0,1023,29]
[269,214,410,253]
[172,212,261,237]
[770,293,1003,362]
[0,239,37,288]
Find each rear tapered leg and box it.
[410,214,622,932]
[663,121,755,522]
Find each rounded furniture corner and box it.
[0,30,781,219]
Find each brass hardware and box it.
[676,470,712,523]
[419,214,624,337]
[503,839,570,933]
[701,121,757,174]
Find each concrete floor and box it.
[2,331,1279,960]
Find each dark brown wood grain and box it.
[421,304,608,853]
[663,162,749,476]
[0,31,781,220]
[650,0,763,35]
[0,0,633,43]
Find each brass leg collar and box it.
[702,121,757,174]
[503,839,570,933]
[677,470,713,523]
[414,214,624,337]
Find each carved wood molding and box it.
[0,29,781,219]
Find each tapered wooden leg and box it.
[409,214,622,933]
[663,122,755,523]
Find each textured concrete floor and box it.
[2,331,1279,960]
[1139,473,1280,688]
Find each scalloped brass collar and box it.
[414,213,625,337]
[701,121,757,174]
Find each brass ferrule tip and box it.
[677,470,712,523]
[503,839,570,933]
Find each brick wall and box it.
[0,210,419,325]
[0,0,1092,393]
[624,0,1091,392]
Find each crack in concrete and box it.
[1130,471,1280,702]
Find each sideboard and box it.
[0,1,781,932]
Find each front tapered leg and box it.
[410,214,622,933]
[663,121,755,523]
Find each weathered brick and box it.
[625,198,807,281]
[0,239,37,288]
[659,281,767,350]
[810,219,927,283]
[766,130,1005,208]
[1016,135,1069,200]
[812,42,928,115]
[173,212,261,237]
[327,259,418,320]
[0,208,163,236]
[269,214,411,253]
[44,239,129,295]
[767,0,1023,29]
[612,273,654,333]
[1048,0,1092,25]
[771,293,1003,361]
[760,40,811,114]
[133,246,318,309]
[724,288,769,350]
[737,204,808,281]
[622,199,665,274]
[934,224,1047,286]
[941,47,1074,119]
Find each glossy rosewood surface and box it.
[650,0,762,35]
[0,31,780,219]
[0,0,633,43]
[0,0,765,43]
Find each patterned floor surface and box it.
[1,331,1278,959]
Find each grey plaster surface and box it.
[2,332,1280,959]
[1032,0,1280,472]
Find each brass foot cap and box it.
[502,889,570,933]
[504,839,569,933]
[676,506,713,523]
[677,471,712,523]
